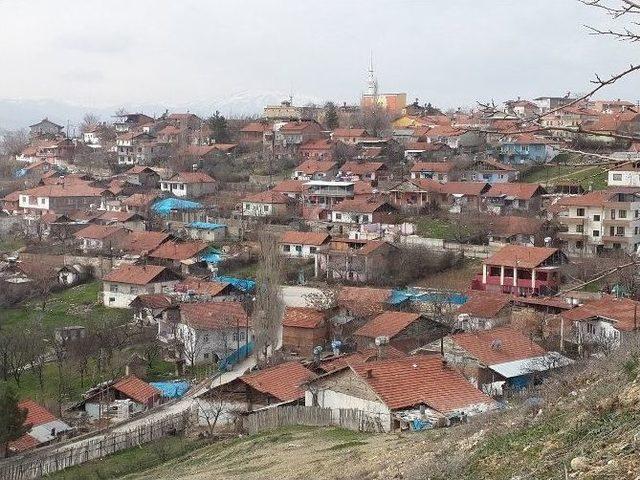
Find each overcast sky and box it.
[1,0,639,113]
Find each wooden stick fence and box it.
[0,410,191,480]
[242,406,385,434]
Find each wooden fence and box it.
[242,406,385,434]
[0,410,191,480]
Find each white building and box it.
[160,171,217,198]
[278,231,330,258]
[102,264,182,308]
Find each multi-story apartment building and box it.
[116,132,167,165]
[557,188,640,255]
[17,184,111,216]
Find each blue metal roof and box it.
[186,222,227,230]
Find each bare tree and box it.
[79,113,100,134]
[252,235,284,363]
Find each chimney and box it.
[365,368,373,378]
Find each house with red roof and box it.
[173,301,251,365]
[124,165,160,188]
[74,224,129,253]
[119,230,171,256]
[316,238,399,283]
[8,400,72,454]
[299,138,335,161]
[96,211,146,231]
[160,171,217,198]
[282,307,329,356]
[454,291,513,331]
[410,161,457,182]
[16,183,113,216]
[201,361,317,427]
[242,190,294,218]
[271,179,305,200]
[102,264,182,308]
[458,157,519,184]
[278,230,331,258]
[331,128,369,145]
[338,161,388,182]
[431,326,571,395]
[330,198,397,224]
[292,159,337,181]
[73,375,162,420]
[239,121,271,144]
[273,120,323,158]
[304,355,497,431]
[561,295,640,351]
[353,311,449,353]
[482,183,547,214]
[472,244,567,296]
[487,215,543,246]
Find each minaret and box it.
[367,52,378,97]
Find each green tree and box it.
[207,110,230,143]
[324,101,339,130]
[0,383,29,457]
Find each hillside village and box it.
[4,61,640,477]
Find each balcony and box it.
[557,232,586,241]
[602,218,633,227]
[602,235,633,244]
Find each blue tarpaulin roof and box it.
[152,198,203,216]
[186,222,227,230]
[389,289,468,306]
[201,249,223,264]
[214,276,256,293]
[150,381,190,398]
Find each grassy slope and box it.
[521,164,608,190]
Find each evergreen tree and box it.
[324,102,339,130]
[0,384,29,457]
[207,110,230,143]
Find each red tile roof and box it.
[120,231,171,255]
[174,277,230,296]
[320,346,406,372]
[338,286,392,317]
[272,179,305,194]
[74,224,127,240]
[489,215,543,236]
[130,294,174,309]
[283,307,326,329]
[149,240,209,261]
[167,171,216,184]
[451,326,547,366]
[484,183,545,200]
[484,245,559,269]
[98,211,142,223]
[295,160,337,174]
[9,434,40,453]
[354,311,422,339]
[239,361,316,402]
[437,181,490,196]
[299,138,334,151]
[180,302,249,330]
[340,161,385,176]
[411,161,456,173]
[103,264,175,285]
[332,128,368,138]
[280,121,320,133]
[113,375,161,404]
[125,166,156,174]
[19,399,57,426]
[456,292,512,318]
[122,192,162,208]
[241,121,271,133]
[561,295,640,332]
[243,190,291,204]
[351,355,495,412]
[19,184,107,198]
[333,198,395,214]
[423,125,464,138]
[279,231,330,246]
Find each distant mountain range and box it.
[0,91,326,131]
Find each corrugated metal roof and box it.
[489,352,573,378]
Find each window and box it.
[309,246,317,254]
[612,174,623,181]
[129,286,137,294]
[619,210,628,219]
[203,334,209,342]
[636,227,639,235]
[576,240,584,250]
[576,208,585,217]
[283,245,290,252]
[576,224,584,233]
[295,245,302,252]
[593,230,600,237]
[204,353,209,359]
[109,284,118,293]
[335,213,342,220]
[617,226,625,235]
[636,210,640,218]
[611,209,616,220]
[593,214,601,221]
[587,323,595,334]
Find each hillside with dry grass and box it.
[53,345,640,480]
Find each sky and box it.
[0,0,639,119]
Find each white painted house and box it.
[278,231,330,258]
[102,264,182,308]
[305,355,496,432]
[160,171,217,198]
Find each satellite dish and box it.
[375,336,389,346]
